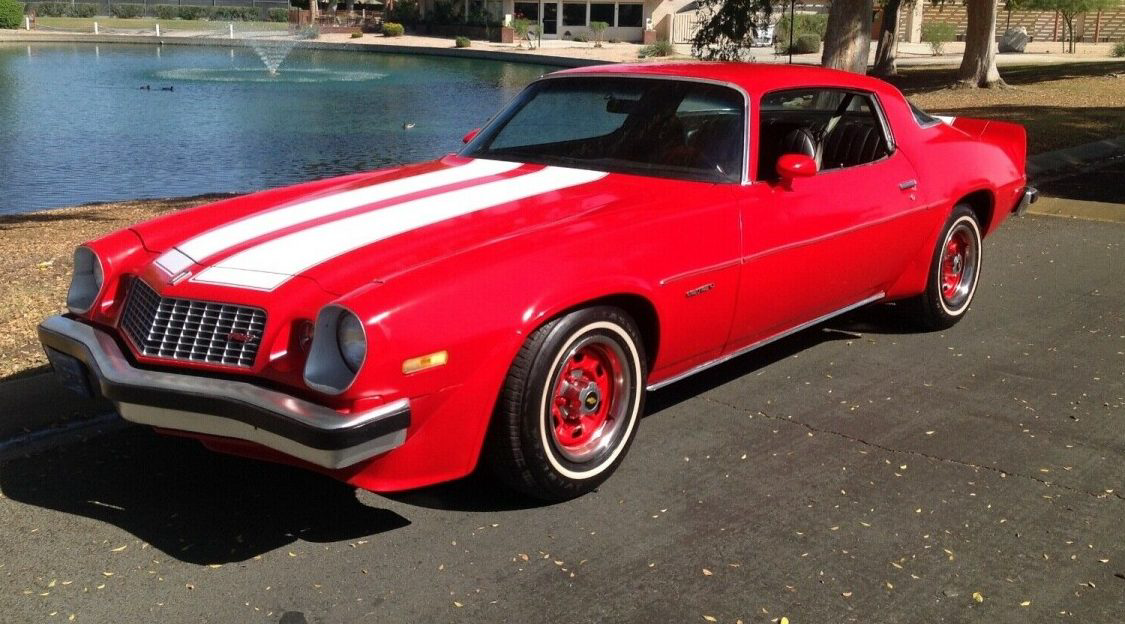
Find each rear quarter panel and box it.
[877,89,1026,298]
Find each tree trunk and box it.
[872,0,903,76]
[956,0,1003,88]
[821,0,874,74]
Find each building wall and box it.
[906,3,1125,43]
[501,0,655,41]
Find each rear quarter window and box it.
[909,102,940,127]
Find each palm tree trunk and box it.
[956,0,1003,88]
[821,0,874,73]
[873,0,903,76]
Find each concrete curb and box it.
[0,32,610,68]
[1027,134,1125,178]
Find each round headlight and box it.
[336,311,367,373]
[67,246,105,314]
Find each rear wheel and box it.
[486,306,646,501]
[918,205,982,330]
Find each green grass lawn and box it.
[37,17,289,32]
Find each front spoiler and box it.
[1014,186,1038,216]
[37,315,409,469]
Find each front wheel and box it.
[486,306,646,501]
[918,205,983,331]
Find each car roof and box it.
[553,62,903,99]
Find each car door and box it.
[726,88,924,349]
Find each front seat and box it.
[779,127,816,159]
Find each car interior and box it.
[756,89,892,182]
[469,78,746,184]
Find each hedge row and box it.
[0,0,23,29]
[31,2,288,21]
[31,2,97,17]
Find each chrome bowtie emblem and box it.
[226,331,257,344]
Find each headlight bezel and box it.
[66,246,105,315]
[303,305,367,395]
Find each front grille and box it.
[121,279,267,368]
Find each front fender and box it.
[324,239,662,491]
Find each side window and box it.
[757,88,891,181]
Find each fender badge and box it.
[685,283,715,298]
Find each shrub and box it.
[153,4,177,19]
[27,1,55,17]
[176,5,207,20]
[297,24,318,39]
[33,2,97,17]
[454,35,470,47]
[638,39,674,58]
[512,17,530,46]
[1114,41,1125,58]
[210,6,259,21]
[385,0,418,26]
[430,0,457,25]
[267,7,288,22]
[572,33,587,42]
[382,21,404,37]
[110,3,145,18]
[795,32,820,54]
[68,2,95,17]
[922,21,955,56]
[0,0,22,29]
[589,20,607,47]
[350,30,362,38]
[775,13,827,40]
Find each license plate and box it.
[45,347,94,399]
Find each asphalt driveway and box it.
[1,213,1122,624]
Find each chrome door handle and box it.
[899,179,918,190]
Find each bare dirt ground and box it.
[0,197,218,379]
[893,62,1125,154]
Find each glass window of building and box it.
[617,3,642,27]
[562,2,587,26]
[589,3,615,25]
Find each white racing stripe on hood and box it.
[192,166,608,291]
[178,158,522,263]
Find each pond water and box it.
[0,42,555,214]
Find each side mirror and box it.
[462,128,481,144]
[776,154,817,189]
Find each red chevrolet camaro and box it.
[39,63,1037,501]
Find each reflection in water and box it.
[0,42,552,214]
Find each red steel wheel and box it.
[918,205,982,330]
[549,338,627,463]
[486,306,646,501]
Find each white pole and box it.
[24,15,30,30]
[93,21,99,34]
[229,23,234,39]
[155,23,160,36]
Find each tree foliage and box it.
[0,0,23,30]
[690,0,772,60]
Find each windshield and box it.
[462,76,746,184]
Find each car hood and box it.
[132,155,623,295]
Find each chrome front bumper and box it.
[37,315,410,469]
[1014,186,1039,216]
